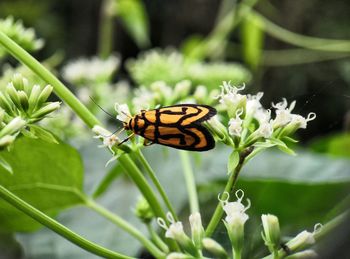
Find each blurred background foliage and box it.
[0,0,349,258]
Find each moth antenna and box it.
[121,110,132,118]
[89,96,117,121]
[118,133,134,145]
[108,127,125,137]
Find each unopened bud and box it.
[0,135,16,148]
[189,212,204,248]
[0,117,26,138]
[31,102,60,119]
[134,197,154,223]
[286,230,315,252]
[202,238,227,259]
[28,84,41,113]
[6,83,21,108]
[261,214,281,253]
[37,85,53,106]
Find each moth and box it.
[121,104,217,151]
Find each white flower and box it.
[62,55,120,84]
[132,87,154,112]
[0,117,26,137]
[92,125,120,166]
[254,108,271,124]
[157,212,197,254]
[76,87,92,104]
[289,113,316,129]
[150,81,172,99]
[246,92,263,116]
[216,81,246,113]
[228,109,243,137]
[256,120,273,138]
[272,98,296,128]
[221,189,250,227]
[115,103,131,123]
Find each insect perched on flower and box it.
[117,104,217,151]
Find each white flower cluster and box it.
[213,81,316,148]
[62,55,120,84]
[131,80,192,112]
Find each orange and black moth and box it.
[122,104,217,151]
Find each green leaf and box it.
[29,124,59,144]
[115,0,150,48]
[0,137,84,232]
[0,156,13,175]
[241,13,265,69]
[227,150,239,174]
[92,163,124,198]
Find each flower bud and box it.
[6,83,21,108]
[202,238,227,259]
[37,85,53,106]
[204,116,231,144]
[18,90,29,110]
[285,249,317,259]
[0,117,26,138]
[286,230,315,252]
[12,73,27,91]
[166,252,193,259]
[134,196,154,223]
[0,135,16,148]
[261,214,281,253]
[31,102,60,119]
[28,84,41,113]
[189,212,204,248]
[0,92,14,114]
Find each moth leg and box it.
[118,133,135,146]
[143,138,155,146]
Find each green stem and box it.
[205,151,248,237]
[146,223,169,253]
[85,198,164,258]
[117,153,166,219]
[233,249,242,259]
[98,0,114,58]
[179,151,199,214]
[252,11,350,52]
[0,185,131,259]
[135,149,178,220]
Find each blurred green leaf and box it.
[241,13,265,69]
[115,0,150,48]
[310,133,350,158]
[0,137,84,232]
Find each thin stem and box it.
[146,223,169,253]
[98,0,114,58]
[205,148,252,237]
[0,185,131,259]
[85,198,165,258]
[135,149,178,220]
[252,11,350,52]
[179,151,199,214]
